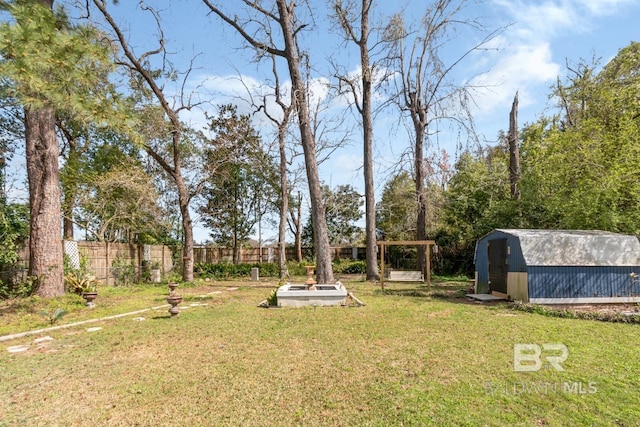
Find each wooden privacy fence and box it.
[10,243,369,286]
[192,246,367,264]
[16,241,175,286]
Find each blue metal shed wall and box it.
[475,231,527,293]
[528,266,640,299]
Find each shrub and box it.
[64,254,100,294]
[333,260,366,274]
[193,259,368,279]
[0,275,39,299]
[284,261,308,276]
[266,287,279,306]
[111,256,136,286]
[195,262,280,279]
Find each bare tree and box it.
[257,55,296,278]
[203,0,335,283]
[332,0,395,281]
[389,0,499,276]
[288,191,304,262]
[508,91,520,200]
[90,1,206,282]
[74,165,166,242]
[231,56,298,278]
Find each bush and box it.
[111,256,136,286]
[285,261,309,277]
[64,254,100,294]
[0,275,39,299]
[195,262,280,279]
[333,260,366,274]
[266,286,279,306]
[194,260,371,279]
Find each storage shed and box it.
[474,229,640,304]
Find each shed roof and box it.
[495,229,640,266]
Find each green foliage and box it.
[199,104,278,260]
[39,307,67,325]
[58,120,170,243]
[515,43,640,234]
[376,171,417,241]
[63,253,99,294]
[0,203,29,265]
[0,275,39,299]
[0,202,30,297]
[266,286,280,306]
[284,261,308,276]
[111,256,136,286]
[429,43,640,273]
[303,183,364,247]
[332,260,366,274]
[195,259,369,278]
[195,262,280,279]
[0,2,124,125]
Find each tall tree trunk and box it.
[203,0,333,280]
[362,94,379,280]
[358,3,379,281]
[25,105,64,297]
[333,0,379,280]
[175,170,194,281]
[508,91,521,200]
[410,94,427,276]
[277,123,290,279]
[294,192,303,262]
[276,0,334,284]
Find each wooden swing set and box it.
[378,240,437,291]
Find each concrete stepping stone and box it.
[7,344,30,353]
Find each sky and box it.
[6,0,640,244]
[83,0,640,244]
[194,0,638,244]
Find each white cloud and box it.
[306,76,332,110]
[492,0,636,39]
[470,42,560,117]
[579,0,636,15]
[494,0,577,39]
[469,0,636,120]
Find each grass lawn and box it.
[1,277,639,426]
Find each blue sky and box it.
[6,0,640,244]
[94,0,640,243]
